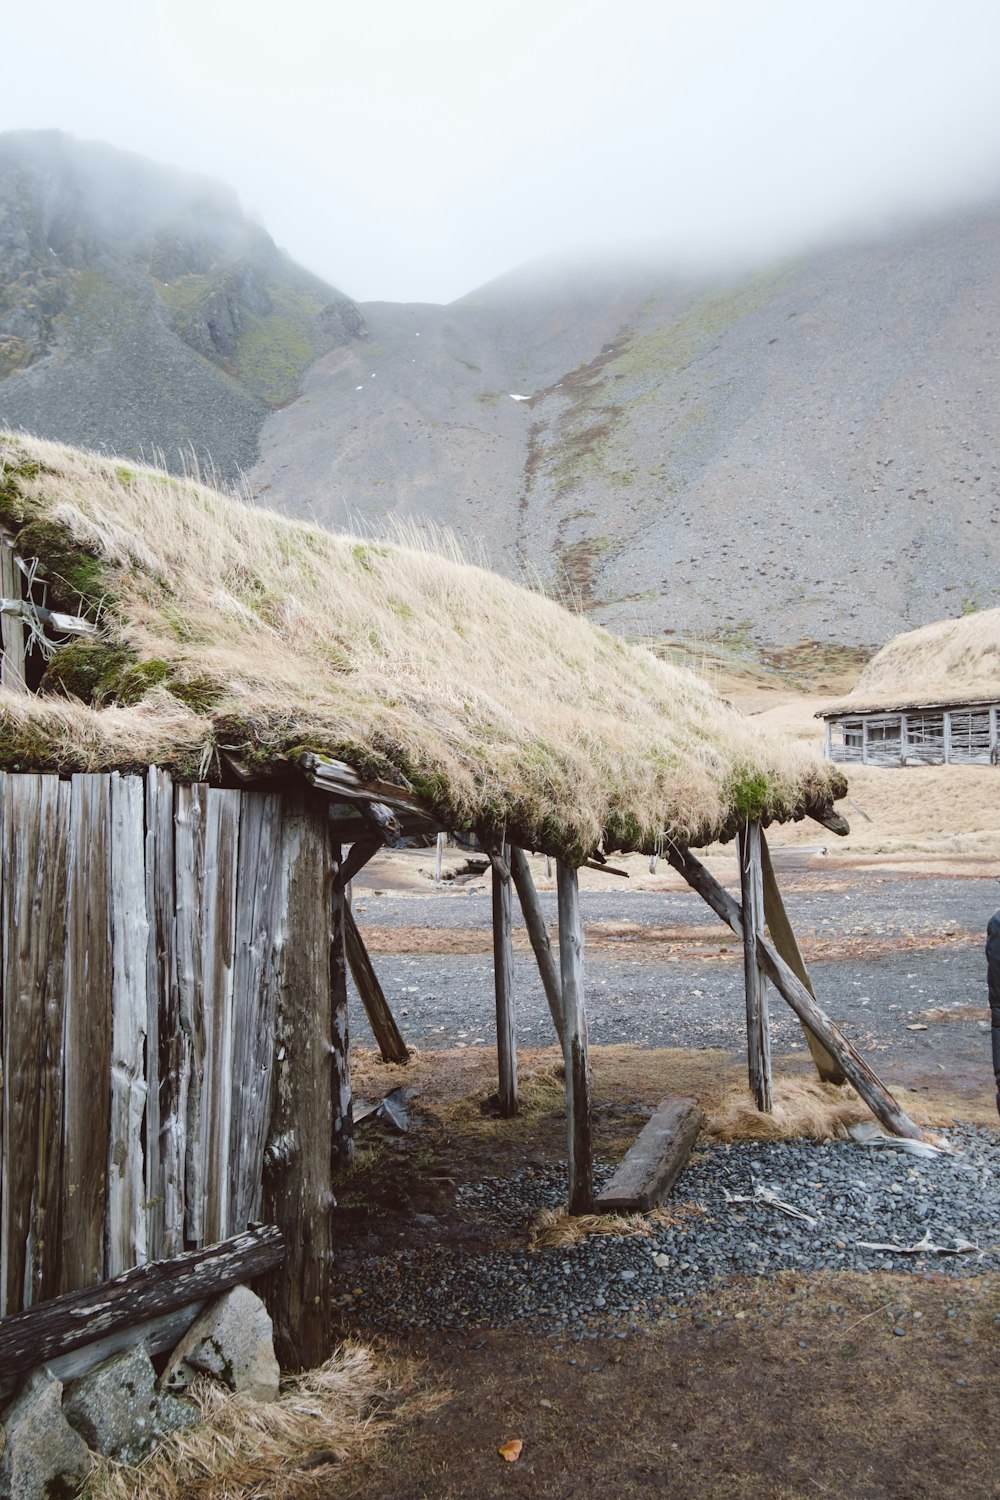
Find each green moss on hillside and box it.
[234,284,330,406]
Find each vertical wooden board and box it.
[0,771,5,1314]
[229,792,282,1232]
[492,848,518,1116]
[107,775,150,1277]
[200,789,241,1245]
[5,777,72,1310]
[330,843,353,1173]
[60,774,112,1293]
[144,769,175,1259]
[262,793,336,1368]
[556,862,593,1215]
[173,784,205,1249]
[738,822,773,1113]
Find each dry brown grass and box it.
[81,1343,437,1500]
[527,1201,706,1249]
[0,432,844,859]
[702,1074,954,1143]
[821,605,1000,712]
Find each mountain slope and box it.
[251,207,1000,646]
[0,131,363,481]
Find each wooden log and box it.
[263,794,341,1368]
[509,847,564,1046]
[1,775,70,1312]
[759,832,844,1084]
[0,542,26,691]
[330,842,354,1171]
[594,1097,705,1213]
[61,774,113,1293]
[344,906,409,1064]
[199,790,241,1245]
[229,792,283,1231]
[557,863,593,1214]
[737,821,772,1112]
[144,769,174,1260]
[664,843,927,1141]
[491,845,518,1117]
[107,774,150,1276]
[0,1226,283,1380]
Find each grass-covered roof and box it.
[821,608,1000,716]
[0,432,845,861]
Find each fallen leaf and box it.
[498,1439,523,1462]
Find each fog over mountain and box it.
[0,131,362,480]
[251,204,1000,648]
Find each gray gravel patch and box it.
[336,1126,1000,1338]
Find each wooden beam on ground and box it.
[557,862,593,1213]
[664,843,927,1142]
[510,846,564,1046]
[759,831,845,1084]
[737,821,772,1112]
[594,1097,705,1213]
[344,905,410,1064]
[491,845,518,1116]
[0,1227,284,1380]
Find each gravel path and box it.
[339,1126,1000,1338]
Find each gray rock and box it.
[162,1286,280,1402]
[0,1369,91,1500]
[63,1345,196,1464]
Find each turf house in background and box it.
[0,432,927,1374]
[819,608,1000,766]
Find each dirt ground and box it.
[319,666,999,1500]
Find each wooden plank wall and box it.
[0,771,347,1335]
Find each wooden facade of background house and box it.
[823,700,999,766]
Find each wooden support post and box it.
[509,846,564,1046]
[557,862,593,1213]
[330,843,354,1173]
[435,831,445,884]
[759,832,845,1084]
[491,845,518,1116]
[737,821,772,1112]
[664,843,927,1141]
[0,540,26,692]
[344,905,409,1064]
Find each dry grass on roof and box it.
[822,607,1000,714]
[0,432,845,858]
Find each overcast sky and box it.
[5,0,1000,303]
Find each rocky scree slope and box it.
[0,130,363,482]
[252,207,1000,648]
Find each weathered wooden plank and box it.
[200,789,241,1246]
[491,846,518,1117]
[60,774,113,1293]
[510,846,563,1046]
[263,793,337,1369]
[107,774,150,1277]
[1,776,70,1313]
[174,783,206,1247]
[0,1226,283,1378]
[737,821,772,1113]
[330,842,354,1173]
[344,906,409,1064]
[556,862,593,1214]
[759,832,844,1084]
[594,1097,705,1213]
[664,843,927,1141]
[144,768,174,1259]
[0,544,26,691]
[229,792,283,1232]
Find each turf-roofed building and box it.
[0,431,923,1371]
